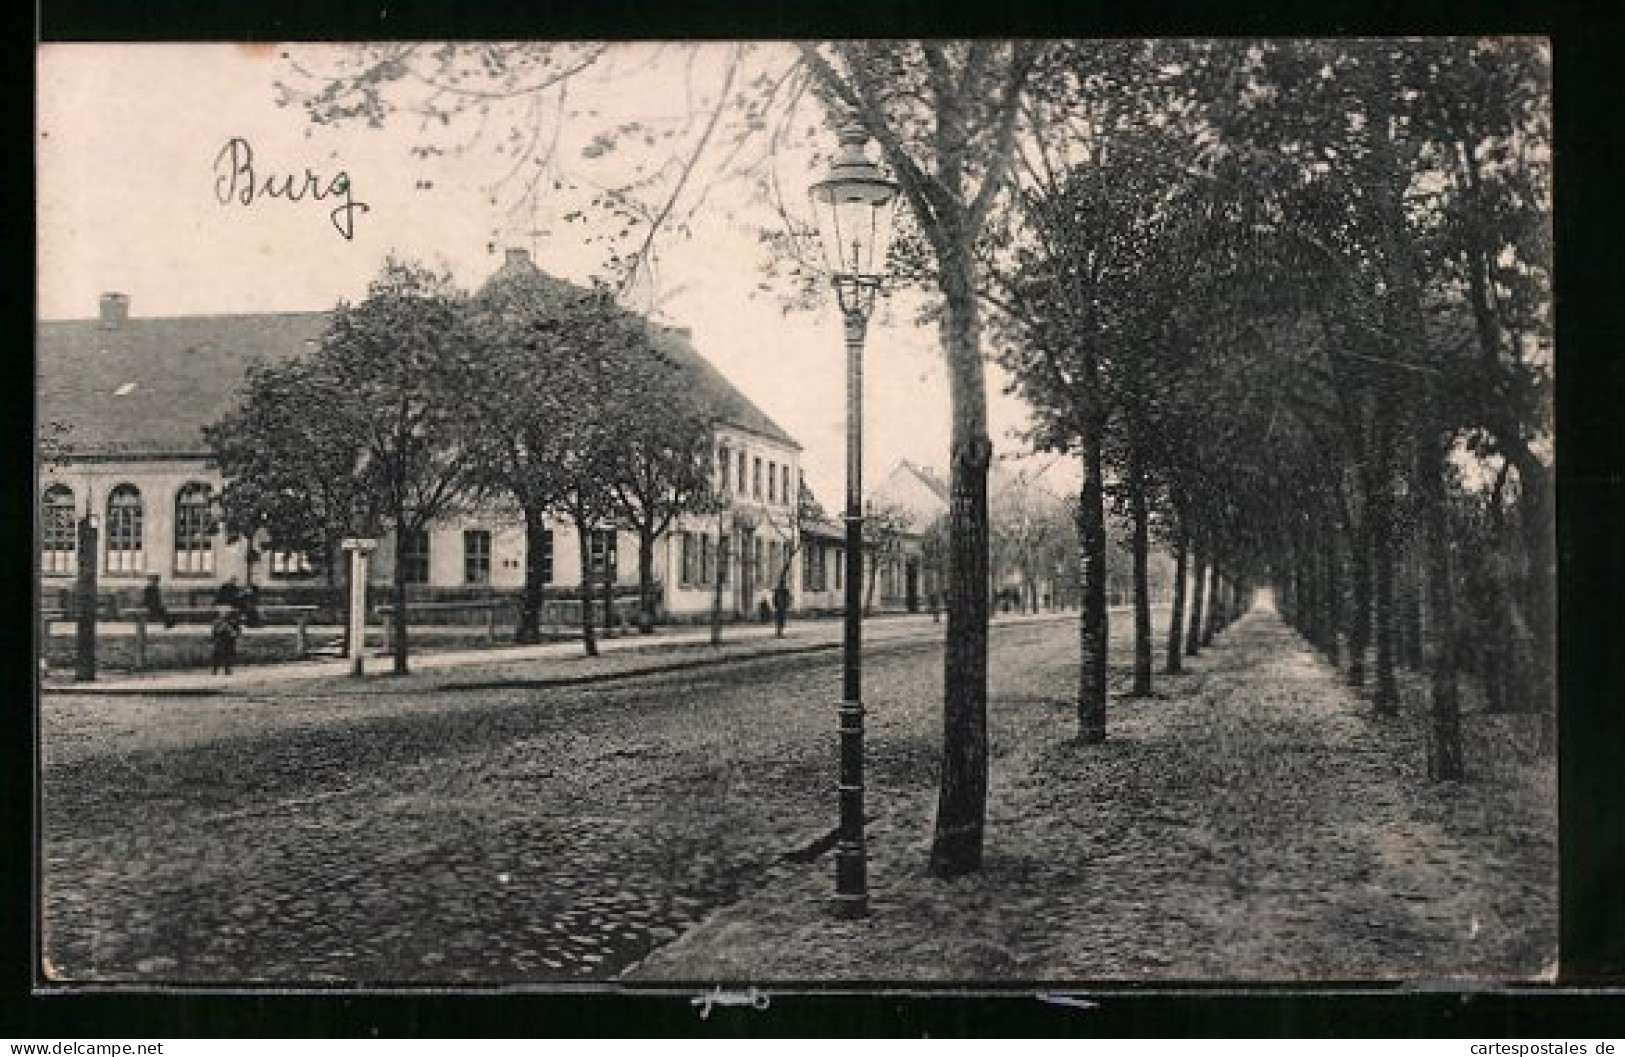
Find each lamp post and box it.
[809,117,899,919]
[73,508,99,682]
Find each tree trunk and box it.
[865,553,879,616]
[1202,564,1222,647]
[1400,539,1425,670]
[517,504,548,644]
[576,522,598,658]
[391,560,409,676]
[710,522,726,647]
[1322,539,1342,665]
[1418,435,1464,781]
[636,527,657,634]
[1348,504,1372,687]
[929,244,994,879]
[1129,456,1153,697]
[1370,433,1401,714]
[1075,432,1109,742]
[1186,550,1207,656]
[1509,446,1555,724]
[1166,529,1188,675]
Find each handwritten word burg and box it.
[213,137,370,241]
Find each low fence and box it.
[40,585,660,675]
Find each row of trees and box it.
[988,39,1552,780]
[206,259,720,673]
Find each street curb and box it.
[433,640,848,692]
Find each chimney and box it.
[504,247,533,270]
[98,292,129,330]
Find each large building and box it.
[37,249,807,621]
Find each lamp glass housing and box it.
[809,126,899,290]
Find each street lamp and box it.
[809,116,899,919]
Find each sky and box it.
[37,43,1060,506]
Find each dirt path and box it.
[633,602,1557,982]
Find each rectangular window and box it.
[768,461,777,502]
[700,535,713,586]
[680,532,696,587]
[269,549,316,579]
[737,451,748,493]
[534,529,554,584]
[767,540,780,584]
[834,549,844,591]
[399,527,430,585]
[783,466,793,505]
[464,529,492,585]
[589,529,618,580]
[718,534,730,584]
[753,457,763,498]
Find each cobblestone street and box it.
[41,619,1066,984]
[39,606,1555,985]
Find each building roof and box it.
[868,456,1073,532]
[869,459,951,532]
[36,311,328,457]
[39,256,799,458]
[645,325,800,450]
[479,248,799,451]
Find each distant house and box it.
[36,249,805,620]
[867,457,1084,613]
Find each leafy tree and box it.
[759,475,828,635]
[318,259,486,675]
[536,288,655,657]
[860,499,912,617]
[988,470,1070,616]
[798,41,1046,875]
[608,333,717,634]
[467,264,597,643]
[205,357,382,602]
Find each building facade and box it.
[37,252,805,620]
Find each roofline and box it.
[37,309,332,326]
[41,450,214,464]
[710,418,803,452]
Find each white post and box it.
[342,538,378,678]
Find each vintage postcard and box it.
[36,40,1556,989]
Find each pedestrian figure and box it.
[214,576,243,610]
[210,605,241,675]
[142,574,176,629]
[772,583,792,637]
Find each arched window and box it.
[173,482,216,575]
[105,484,144,574]
[40,484,76,574]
